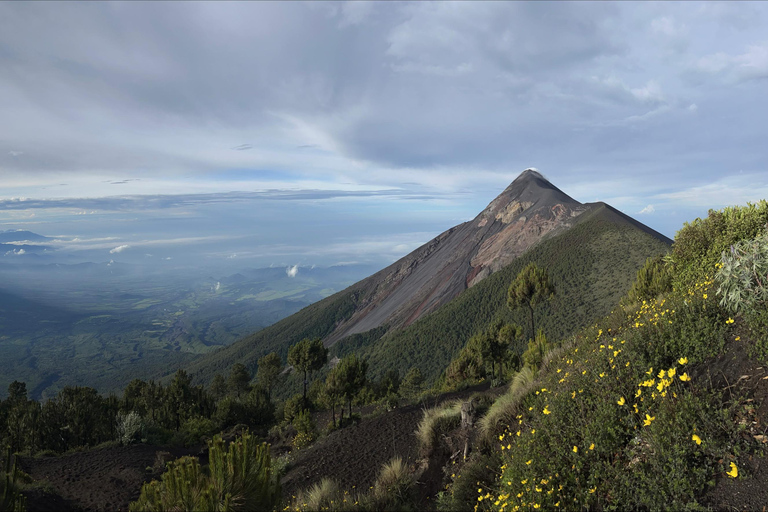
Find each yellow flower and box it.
[526,459,533,465]
[679,357,689,366]
[657,369,666,379]
[692,434,702,445]
[572,445,578,453]
[589,487,596,494]
[735,336,741,341]
[726,317,735,324]
[727,462,738,478]
[589,443,595,450]
[543,405,551,415]
[679,373,691,382]
[667,368,676,378]
[617,396,626,406]
[521,479,528,484]
[643,414,655,427]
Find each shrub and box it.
[116,411,144,446]
[130,432,280,512]
[624,254,673,306]
[477,367,535,441]
[368,456,415,510]
[292,410,317,451]
[716,230,768,313]
[1,445,26,512]
[415,401,462,457]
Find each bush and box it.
[292,410,317,450]
[1,445,26,512]
[716,230,768,313]
[130,432,280,512]
[116,411,144,446]
[624,254,673,306]
[415,401,462,457]
[172,416,216,447]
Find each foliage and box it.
[416,401,463,457]
[399,368,425,400]
[521,329,549,372]
[507,263,555,342]
[288,338,329,401]
[477,367,535,441]
[116,411,144,446]
[256,353,283,400]
[716,229,768,313]
[668,200,768,292]
[228,364,252,398]
[328,355,367,420]
[130,432,280,512]
[292,410,317,450]
[624,254,673,306]
[1,445,26,512]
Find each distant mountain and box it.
[0,230,51,244]
[185,169,672,384]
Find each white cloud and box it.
[638,205,656,215]
[4,248,26,256]
[286,264,299,278]
[109,244,130,254]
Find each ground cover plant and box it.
[458,203,768,512]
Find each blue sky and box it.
[1,2,767,270]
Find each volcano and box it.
[186,169,671,382]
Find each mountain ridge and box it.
[185,169,672,384]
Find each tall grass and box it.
[477,367,535,440]
[415,400,463,457]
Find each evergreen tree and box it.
[228,363,251,398]
[256,352,282,400]
[507,263,555,341]
[287,338,328,402]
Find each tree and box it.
[399,368,424,399]
[498,322,524,374]
[507,263,555,341]
[228,363,251,398]
[256,353,283,400]
[287,338,328,402]
[329,354,367,419]
[321,373,344,427]
[209,374,227,400]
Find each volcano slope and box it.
[184,169,671,388]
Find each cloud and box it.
[232,144,253,151]
[4,248,26,256]
[286,264,299,278]
[638,205,656,215]
[109,244,130,254]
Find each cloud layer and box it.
[0,2,767,244]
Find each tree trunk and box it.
[331,402,336,427]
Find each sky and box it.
[1,1,767,271]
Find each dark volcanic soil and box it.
[700,321,768,511]
[280,383,502,502]
[20,444,200,512]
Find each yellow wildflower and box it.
[543,406,551,415]
[572,446,578,453]
[526,460,532,465]
[679,373,691,382]
[617,396,626,406]
[667,368,676,378]
[692,434,702,445]
[643,414,655,427]
[589,443,595,450]
[726,317,735,324]
[727,462,738,478]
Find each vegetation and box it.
[1,445,26,512]
[352,205,671,386]
[444,202,768,512]
[507,263,555,342]
[130,432,280,512]
[288,338,329,402]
